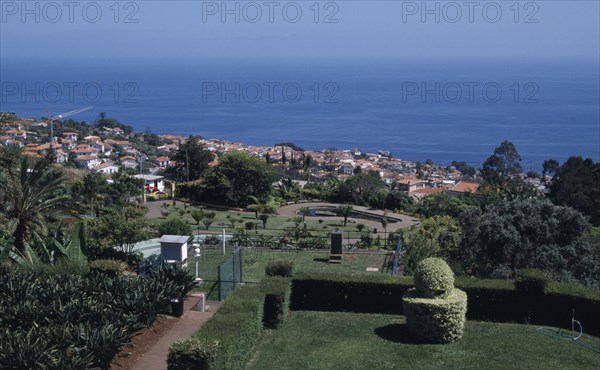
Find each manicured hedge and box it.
[262,276,292,329]
[168,285,265,370]
[290,273,600,336]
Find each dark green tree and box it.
[458,198,594,284]
[158,218,192,237]
[166,136,213,182]
[200,151,276,207]
[549,156,600,226]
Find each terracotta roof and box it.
[76,155,98,161]
[450,181,480,193]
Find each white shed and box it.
[159,235,189,266]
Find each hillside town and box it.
[0,112,545,198]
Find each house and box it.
[120,155,138,169]
[7,140,24,148]
[60,139,76,150]
[111,140,132,151]
[448,181,480,196]
[338,163,355,175]
[84,135,101,142]
[55,150,68,164]
[154,156,171,167]
[62,132,78,141]
[93,161,120,174]
[92,141,113,155]
[134,174,165,192]
[0,135,12,145]
[75,155,101,169]
[71,145,98,158]
[6,129,26,140]
[397,179,429,193]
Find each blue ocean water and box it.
[1,57,598,169]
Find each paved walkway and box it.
[130,294,221,370]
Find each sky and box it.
[1,1,599,60]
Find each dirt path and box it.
[128,294,221,370]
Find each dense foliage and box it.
[0,263,195,369]
[548,156,600,226]
[458,198,599,286]
[199,151,277,207]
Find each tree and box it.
[451,161,476,178]
[331,173,386,206]
[88,206,150,252]
[73,172,107,217]
[480,141,535,199]
[548,156,600,226]
[259,214,269,229]
[158,218,191,236]
[166,136,213,182]
[458,198,594,284]
[385,190,414,212]
[542,159,560,179]
[107,167,143,205]
[190,209,205,236]
[337,204,354,226]
[200,151,276,207]
[0,157,71,257]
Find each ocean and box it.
[1,57,598,170]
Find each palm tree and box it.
[336,204,354,227]
[0,157,71,257]
[190,209,205,241]
[298,206,311,222]
[259,214,269,229]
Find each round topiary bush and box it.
[414,257,455,298]
[403,258,467,343]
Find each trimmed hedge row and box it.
[262,276,292,329]
[290,272,600,336]
[168,285,265,370]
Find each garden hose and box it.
[536,310,600,354]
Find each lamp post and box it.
[193,245,201,281]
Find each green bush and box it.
[168,339,220,370]
[168,285,264,370]
[265,260,294,277]
[262,277,292,329]
[403,258,467,343]
[403,288,468,343]
[89,259,127,276]
[158,218,192,237]
[414,257,454,298]
[515,268,550,294]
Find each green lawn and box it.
[248,311,600,370]
[242,250,389,283]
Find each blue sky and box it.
[1,1,599,60]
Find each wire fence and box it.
[217,246,243,300]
